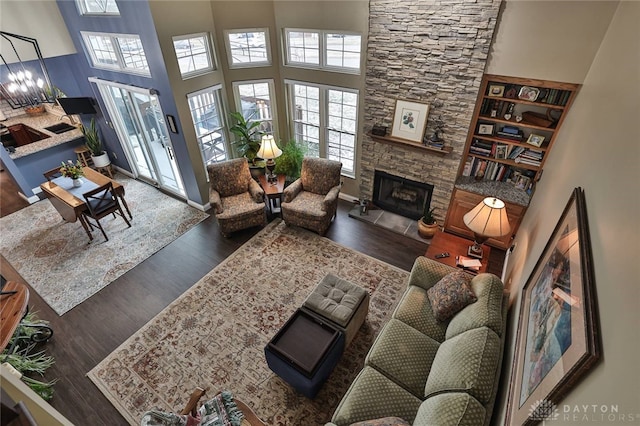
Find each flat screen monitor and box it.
[57,97,97,115]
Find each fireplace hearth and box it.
[373,171,434,220]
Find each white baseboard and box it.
[187,199,209,212]
[339,192,359,203]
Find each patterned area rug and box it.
[87,220,410,425]
[0,177,208,315]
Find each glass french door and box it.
[91,79,185,197]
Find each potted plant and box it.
[417,206,439,239]
[59,160,85,187]
[273,139,305,184]
[229,111,262,165]
[82,118,110,168]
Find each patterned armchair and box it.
[207,158,266,237]
[281,157,342,236]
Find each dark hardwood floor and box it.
[1,180,504,425]
[0,166,31,218]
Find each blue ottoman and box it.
[265,309,344,399]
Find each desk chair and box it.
[81,182,131,242]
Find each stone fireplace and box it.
[359,0,502,223]
[373,170,433,220]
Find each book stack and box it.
[469,139,494,157]
[456,255,482,273]
[496,125,524,141]
[514,148,544,167]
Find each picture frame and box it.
[506,187,600,425]
[477,123,495,135]
[390,100,429,143]
[526,133,546,147]
[514,174,531,190]
[495,144,508,160]
[518,86,541,102]
[488,84,505,97]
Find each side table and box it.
[258,174,285,217]
[425,231,490,274]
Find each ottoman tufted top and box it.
[304,274,368,327]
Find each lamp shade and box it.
[257,135,282,160]
[463,197,511,238]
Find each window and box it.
[76,0,119,15]
[81,32,150,76]
[284,29,361,73]
[173,33,214,78]
[187,86,229,174]
[225,29,271,68]
[232,80,276,136]
[287,81,358,176]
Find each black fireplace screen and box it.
[373,171,434,220]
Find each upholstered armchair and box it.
[207,158,266,237]
[281,157,342,236]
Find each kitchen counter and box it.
[3,111,84,159]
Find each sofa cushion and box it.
[426,271,477,322]
[445,273,505,340]
[424,327,501,405]
[413,393,486,426]
[331,366,422,426]
[365,319,440,398]
[392,286,448,343]
[349,417,410,426]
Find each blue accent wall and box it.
[52,0,203,204]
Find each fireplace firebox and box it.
[373,171,434,220]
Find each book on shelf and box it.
[508,146,526,159]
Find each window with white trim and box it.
[76,0,119,15]
[284,29,361,73]
[187,86,229,174]
[81,32,150,76]
[173,33,215,78]
[287,81,358,176]
[232,80,276,136]
[225,29,271,68]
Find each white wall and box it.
[487,1,617,83]
[0,0,76,60]
[497,1,640,423]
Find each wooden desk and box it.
[425,231,490,274]
[258,174,285,217]
[39,167,132,239]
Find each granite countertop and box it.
[3,110,84,160]
[455,176,531,206]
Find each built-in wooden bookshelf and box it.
[444,74,581,249]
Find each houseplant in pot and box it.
[417,206,439,239]
[273,139,305,184]
[82,118,110,168]
[229,111,264,178]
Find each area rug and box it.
[0,177,208,315]
[87,220,410,425]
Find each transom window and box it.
[187,85,229,175]
[287,81,358,176]
[225,29,271,68]
[81,32,150,76]
[284,29,361,74]
[76,0,119,15]
[173,33,215,78]
[232,80,276,136]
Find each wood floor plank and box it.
[2,195,504,425]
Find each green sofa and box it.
[327,256,508,426]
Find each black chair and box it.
[43,166,62,181]
[81,182,131,242]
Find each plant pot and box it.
[92,152,111,168]
[417,219,439,239]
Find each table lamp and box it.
[257,135,282,183]
[463,197,510,259]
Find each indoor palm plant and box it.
[417,206,438,239]
[81,118,110,168]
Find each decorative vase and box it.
[91,152,111,168]
[417,219,438,239]
[72,178,83,187]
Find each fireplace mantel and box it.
[368,133,453,155]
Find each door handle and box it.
[167,146,174,160]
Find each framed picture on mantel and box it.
[391,99,429,143]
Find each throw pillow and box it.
[427,271,477,322]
